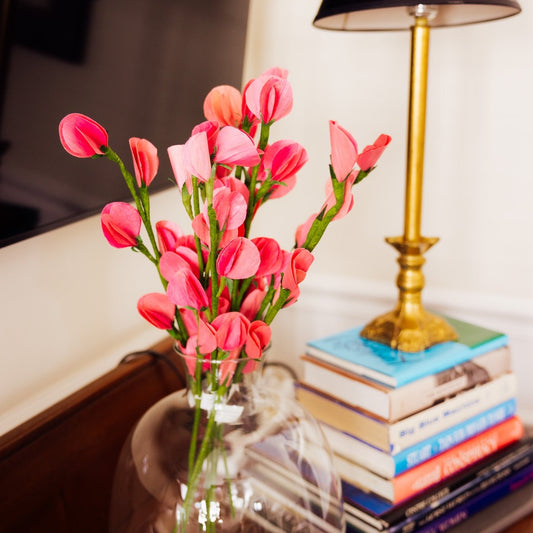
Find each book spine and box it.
[303,346,511,423]
[320,424,396,479]
[391,446,533,532]
[305,344,397,387]
[322,398,516,479]
[341,436,533,525]
[416,462,533,533]
[390,416,524,504]
[388,346,510,421]
[389,372,517,454]
[393,398,516,476]
[382,436,533,526]
[301,357,392,420]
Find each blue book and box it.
[322,398,517,478]
[306,316,508,387]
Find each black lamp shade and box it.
[313,0,522,30]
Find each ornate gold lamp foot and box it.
[360,236,458,352]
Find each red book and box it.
[335,415,524,503]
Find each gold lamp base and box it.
[360,13,458,353]
[360,235,458,353]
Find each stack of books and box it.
[296,316,533,532]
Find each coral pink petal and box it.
[216,237,260,280]
[137,293,175,330]
[167,269,209,310]
[167,144,190,189]
[357,134,392,171]
[329,120,358,182]
[214,126,260,167]
[183,132,212,182]
[159,251,192,282]
[59,113,108,158]
[130,137,159,186]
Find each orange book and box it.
[335,415,524,503]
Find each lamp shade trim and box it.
[313,0,522,30]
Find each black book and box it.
[343,431,533,531]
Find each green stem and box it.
[258,121,271,152]
[256,279,276,321]
[244,164,259,238]
[264,287,291,324]
[234,277,253,311]
[183,411,216,524]
[182,386,226,525]
[103,147,142,212]
[206,202,220,317]
[188,361,203,474]
[302,167,374,253]
[244,122,271,237]
[220,422,236,519]
[104,147,161,266]
[139,184,160,260]
[190,177,207,283]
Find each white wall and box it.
[242,0,533,420]
[1,1,532,435]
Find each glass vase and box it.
[109,349,345,532]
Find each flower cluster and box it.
[58,67,390,385]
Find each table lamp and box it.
[313,0,521,353]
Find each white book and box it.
[296,372,518,453]
[301,346,511,422]
[320,396,516,478]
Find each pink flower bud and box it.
[251,237,284,277]
[281,248,314,304]
[241,78,260,138]
[129,137,159,187]
[329,120,358,182]
[239,289,265,321]
[216,237,260,280]
[214,126,260,167]
[192,120,220,153]
[260,140,308,182]
[212,312,250,351]
[167,269,209,310]
[59,113,108,158]
[216,176,249,204]
[100,202,141,248]
[259,140,308,199]
[155,220,183,253]
[167,144,191,190]
[159,251,194,282]
[245,75,293,124]
[244,320,271,365]
[179,318,217,371]
[203,85,243,127]
[137,293,175,330]
[357,134,392,171]
[183,131,212,182]
[209,186,247,231]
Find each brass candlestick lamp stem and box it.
[360,10,458,352]
[313,0,521,354]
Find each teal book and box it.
[305,316,508,388]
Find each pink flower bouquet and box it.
[59,66,390,529]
